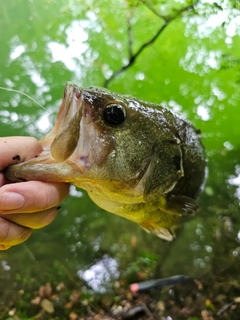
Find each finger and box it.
[0,137,42,171]
[0,217,32,248]
[0,181,69,213]
[0,207,58,229]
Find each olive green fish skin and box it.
[5,82,206,241]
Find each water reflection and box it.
[228,165,240,198]
[0,109,31,127]
[184,5,240,44]
[197,105,210,121]
[180,47,222,74]
[1,260,11,272]
[36,112,52,133]
[9,39,26,61]
[48,21,88,72]
[77,254,119,293]
[69,185,83,198]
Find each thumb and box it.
[0,137,42,171]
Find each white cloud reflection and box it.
[48,20,88,72]
[180,47,222,75]
[228,165,240,199]
[237,231,240,242]
[77,255,119,292]
[184,5,240,41]
[197,105,210,121]
[181,5,240,75]
[36,112,52,133]
[10,43,26,60]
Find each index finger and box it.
[0,137,42,171]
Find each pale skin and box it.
[0,137,69,250]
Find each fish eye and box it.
[103,103,126,127]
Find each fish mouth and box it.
[43,82,106,173]
[5,83,109,183]
[43,82,85,162]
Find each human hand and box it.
[0,137,69,250]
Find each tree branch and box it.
[103,1,199,88]
[126,5,135,58]
[140,0,199,22]
[139,0,169,21]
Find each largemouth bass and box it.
[5,82,206,240]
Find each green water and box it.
[0,0,240,303]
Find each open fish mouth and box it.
[4,83,106,183]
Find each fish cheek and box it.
[143,141,184,200]
[89,134,115,168]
